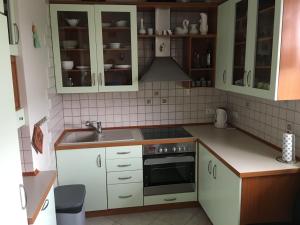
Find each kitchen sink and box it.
[60,129,134,144]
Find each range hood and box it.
[141,9,191,82]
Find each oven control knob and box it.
[158,148,163,153]
[164,148,168,153]
[172,147,177,152]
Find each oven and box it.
[143,142,196,196]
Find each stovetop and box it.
[140,127,193,140]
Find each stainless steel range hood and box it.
[141,9,191,82]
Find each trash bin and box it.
[54,185,86,225]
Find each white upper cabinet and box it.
[3,0,19,55]
[0,1,4,13]
[216,0,286,100]
[50,4,138,93]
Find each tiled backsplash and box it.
[227,93,300,156]
[63,82,227,129]
[18,126,34,172]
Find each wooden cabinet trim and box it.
[10,56,21,110]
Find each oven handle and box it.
[144,156,195,166]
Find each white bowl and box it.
[62,61,74,70]
[102,22,111,28]
[115,20,128,27]
[66,19,80,27]
[114,65,131,69]
[104,64,113,70]
[62,40,78,49]
[109,43,121,49]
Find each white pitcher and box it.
[199,13,208,35]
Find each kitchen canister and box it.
[277,132,297,164]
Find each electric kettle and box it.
[214,108,228,128]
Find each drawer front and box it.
[107,158,142,172]
[107,170,143,185]
[108,183,143,209]
[144,192,197,206]
[106,145,142,159]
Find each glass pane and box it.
[232,0,248,86]
[101,11,132,86]
[57,11,92,87]
[253,0,275,90]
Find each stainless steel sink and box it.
[61,129,134,144]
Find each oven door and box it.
[143,153,195,196]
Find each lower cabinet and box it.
[33,186,57,225]
[198,144,241,225]
[56,148,107,211]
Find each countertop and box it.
[23,171,57,224]
[184,125,300,177]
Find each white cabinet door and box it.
[0,14,27,225]
[215,0,235,91]
[50,4,99,93]
[198,144,215,220]
[95,5,138,92]
[0,1,4,13]
[56,148,107,211]
[33,187,57,225]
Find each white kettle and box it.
[214,108,228,129]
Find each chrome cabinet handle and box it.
[117,152,131,155]
[222,70,226,84]
[14,23,19,44]
[213,165,217,179]
[208,160,212,175]
[19,184,27,210]
[243,70,247,86]
[118,176,132,180]
[118,195,133,199]
[247,70,252,87]
[96,154,102,167]
[41,199,49,211]
[164,197,177,202]
[92,73,96,86]
[117,164,131,168]
[99,73,102,86]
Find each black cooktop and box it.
[140,127,193,140]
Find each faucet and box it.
[85,121,102,134]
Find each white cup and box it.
[147,28,154,35]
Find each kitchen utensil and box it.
[139,18,146,35]
[109,43,121,49]
[62,61,74,70]
[114,65,131,69]
[174,19,189,35]
[62,40,77,49]
[104,64,113,70]
[102,22,111,27]
[115,20,127,27]
[189,24,198,34]
[76,66,90,70]
[199,13,208,35]
[147,28,154,35]
[66,19,80,27]
[214,108,228,129]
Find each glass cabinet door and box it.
[232,0,248,87]
[95,5,138,92]
[50,5,98,93]
[252,0,275,90]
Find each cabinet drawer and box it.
[108,183,143,209]
[106,145,142,159]
[107,158,142,172]
[107,170,143,185]
[144,192,197,206]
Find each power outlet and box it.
[205,108,215,115]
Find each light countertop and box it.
[184,125,300,177]
[23,171,57,224]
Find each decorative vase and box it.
[139,18,146,35]
[199,13,208,35]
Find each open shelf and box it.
[257,36,273,42]
[105,68,132,72]
[256,66,271,69]
[103,48,131,52]
[59,26,88,30]
[62,69,91,73]
[191,68,215,71]
[102,27,130,31]
[259,5,275,14]
[138,34,216,39]
[60,48,89,52]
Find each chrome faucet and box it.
[85,121,102,134]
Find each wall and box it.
[16,0,64,172]
[227,93,300,157]
[63,83,227,128]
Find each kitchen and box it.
[1,0,300,225]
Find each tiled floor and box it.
[86,207,212,225]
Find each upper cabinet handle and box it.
[96,154,102,167]
[208,160,212,175]
[92,73,96,86]
[99,73,102,86]
[247,70,252,87]
[14,23,19,44]
[213,165,217,179]
[222,70,226,84]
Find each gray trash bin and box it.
[54,185,86,225]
